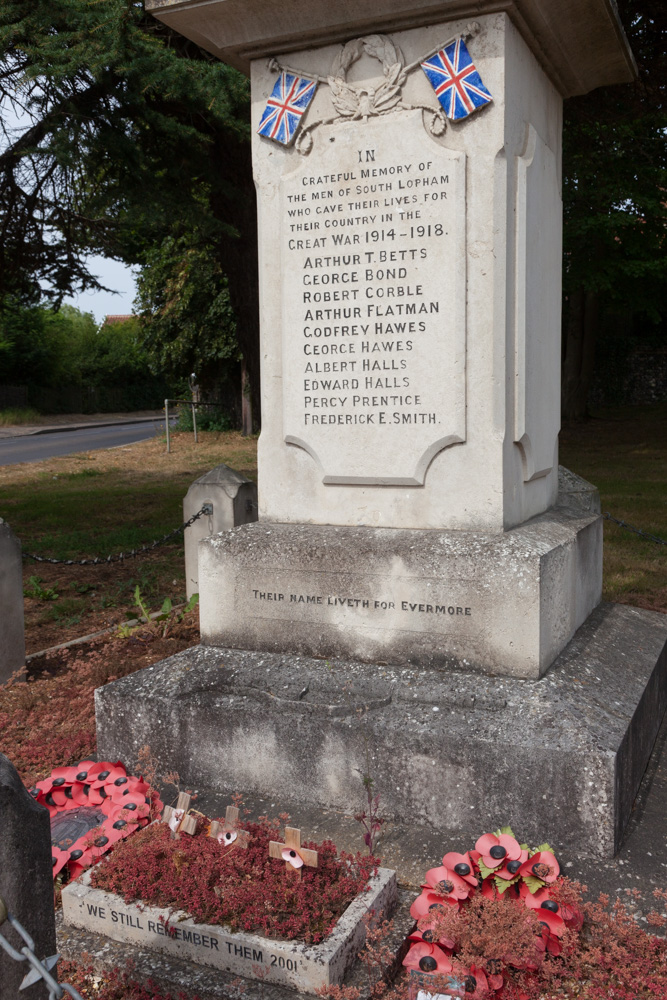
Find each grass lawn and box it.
[0,429,258,652]
[559,402,666,613]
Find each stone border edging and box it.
[62,865,397,992]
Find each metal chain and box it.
[603,512,667,547]
[22,504,213,566]
[0,896,84,999]
[18,505,665,565]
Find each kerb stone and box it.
[0,753,57,1000]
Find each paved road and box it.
[0,420,169,466]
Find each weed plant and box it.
[176,404,233,433]
[0,406,41,425]
[56,963,202,1000]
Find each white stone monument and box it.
[147,0,631,680]
[98,0,667,857]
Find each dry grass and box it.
[0,428,258,487]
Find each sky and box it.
[63,256,139,325]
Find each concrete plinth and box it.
[199,470,602,680]
[96,602,667,858]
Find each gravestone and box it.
[0,518,25,684]
[0,753,57,1000]
[98,0,667,857]
[183,465,258,599]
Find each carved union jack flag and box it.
[257,71,317,145]
[421,38,492,121]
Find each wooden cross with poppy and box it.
[162,792,197,838]
[209,805,250,849]
[269,826,318,879]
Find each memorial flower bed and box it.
[89,813,379,944]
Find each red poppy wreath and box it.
[403,826,582,998]
[31,761,163,880]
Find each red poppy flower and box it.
[72,760,96,780]
[70,782,94,806]
[90,765,126,790]
[455,965,489,997]
[410,928,455,952]
[518,850,560,885]
[50,785,80,809]
[424,865,473,900]
[534,924,562,958]
[442,851,478,888]
[475,832,522,870]
[117,798,151,826]
[402,941,453,975]
[560,901,584,931]
[494,848,529,881]
[410,888,459,921]
[483,958,504,992]
[52,847,69,877]
[520,885,565,935]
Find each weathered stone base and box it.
[62,866,396,993]
[198,470,602,680]
[96,603,667,858]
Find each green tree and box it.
[0,301,161,394]
[0,296,58,385]
[561,0,667,420]
[136,234,239,395]
[0,0,260,414]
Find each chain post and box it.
[0,894,84,1000]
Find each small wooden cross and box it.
[162,792,197,838]
[209,805,250,849]
[269,826,318,879]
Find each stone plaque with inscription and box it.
[282,113,465,485]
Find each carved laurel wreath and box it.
[269,24,481,155]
